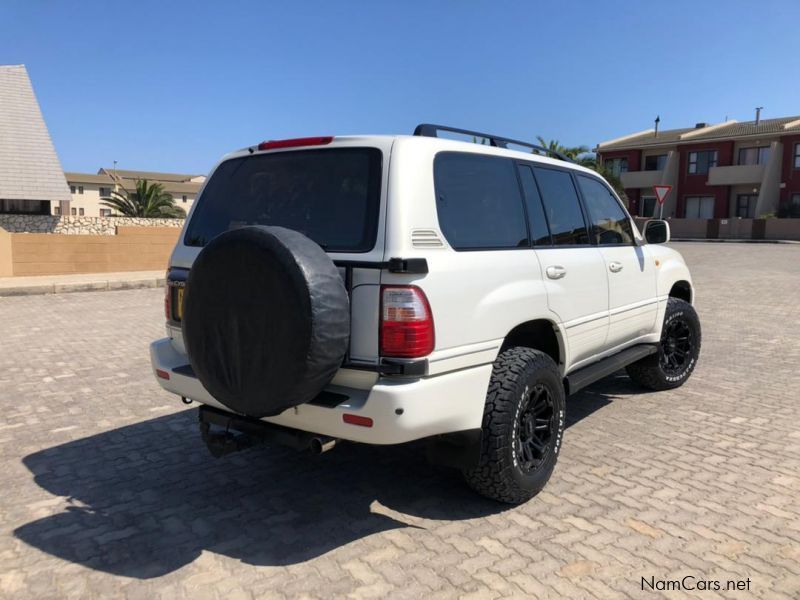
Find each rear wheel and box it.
[626,297,701,390]
[463,347,565,504]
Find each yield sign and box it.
[653,185,672,205]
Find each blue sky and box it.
[2,1,799,174]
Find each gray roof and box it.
[0,65,71,203]
[598,115,800,151]
[99,168,203,183]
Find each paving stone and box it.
[0,243,798,598]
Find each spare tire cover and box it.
[182,225,350,417]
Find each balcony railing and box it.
[620,169,663,189]
[707,164,765,186]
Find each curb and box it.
[0,277,166,297]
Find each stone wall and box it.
[0,214,185,235]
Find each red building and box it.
[596,115,800,219]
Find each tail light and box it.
[380,286,435,358]
[164,269,171,320]
[258,136,333,151]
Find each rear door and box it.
[520,164,609,366]
[575,174,657,348]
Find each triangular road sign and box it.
[653,185,672,205]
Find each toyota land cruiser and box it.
[150,124,701,504]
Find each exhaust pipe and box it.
[309,436,337,455]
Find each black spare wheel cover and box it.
[182,226,350,418]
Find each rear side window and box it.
[532,167,590,246]
[434,153,528,250]
[517,165,552,246]
[185,148,382,252]
[576,174,634,245]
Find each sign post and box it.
[653,185,672,219]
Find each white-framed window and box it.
[78,186,84,195]
[640,196,657,217]
[736,194,757,218]
[738,146,770,166]
[604,157,628,177]
[99,208,112,217]
[71,207,77,216]
[644,155,667,171]
[78,208,85,216]
[684,195,715,218]
[70,185,76,194]
[53,206,61,215]
[99,187,110,197]
[688,150,718,174]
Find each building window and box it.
[688,150,718,174]
[736,194,757,218]
[71,207,77,216]
[100,208,112,217]
[640,196,657,217]
[644,155,667,171]
[99,187,110,197]
[684,195,715,218]
[794,144,800,169]
[78,186,84,195]
[604,157,628,177]
[70,185,76,194]
[182,195,187,203]
[788,194,800,217]
[53,206,61,215]
[738,146,770,166]
[78,208,85,216]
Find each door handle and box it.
[609,261,624,273]
[546,265,567,280]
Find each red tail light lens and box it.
[164,270,171,320]
[380,286,435,358]
[258,136,333,151]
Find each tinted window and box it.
[185,148,382,251]
[577,175,634,245]
[517,165,552,246]
[532,167,589,246]
[434,153,528,249]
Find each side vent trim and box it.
[411,229,445,248]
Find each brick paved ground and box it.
[0,243,798,599]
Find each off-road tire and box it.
[626,297,701,391]
[463,347,565,504]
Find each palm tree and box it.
[101,179,186,218]
[535,137,589,161]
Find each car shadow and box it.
[15,372,643,578]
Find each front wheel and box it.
[627,297,701,390]
[463,347,565,504]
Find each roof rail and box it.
[413,123,572,162]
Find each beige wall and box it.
[8,227,180,276]
[0,228,12,277]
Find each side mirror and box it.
[644,219,670,244]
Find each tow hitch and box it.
[198,405,337,457]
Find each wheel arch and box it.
[500,319,564,369]
[669,280,693,304]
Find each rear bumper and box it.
[150,338,491,444]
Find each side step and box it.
[566,344,658,395]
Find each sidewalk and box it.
[0,270,165,296]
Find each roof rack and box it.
[413,123,572,162]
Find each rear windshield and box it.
[185,147,382,252]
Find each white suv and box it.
[151,125,701,504]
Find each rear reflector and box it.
[155,369,170,380]
[380,285,435,358]
[343,414,373,427]
[258,136,333,151]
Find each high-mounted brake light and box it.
[380,286,435,358]
[258,136,334,151]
